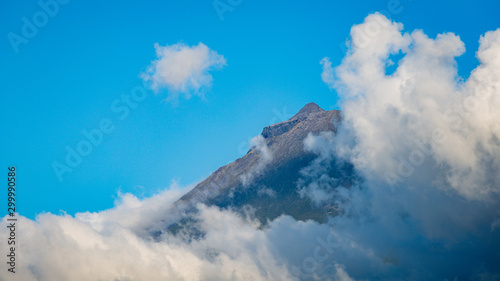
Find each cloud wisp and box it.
[240,135,273,186]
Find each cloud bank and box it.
[1,185,350,281]
[312,12,500,279]
[141,42,226,99]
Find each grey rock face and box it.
[173,103,349,226]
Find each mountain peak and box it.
[174,102,343,229]
[260,102,328,139]
[302,102,324,111]
[291,102,324,120]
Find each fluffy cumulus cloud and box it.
[0,187,280,281]
[1,184,353,281]
[312,12,500,280]
[141,42,226,99]
[4,13,500,281]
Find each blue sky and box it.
[1,0,499,219]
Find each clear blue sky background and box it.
[1,0,499,219]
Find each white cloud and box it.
[320,57,335,89]
[0,182,352,281]
[309,12,500,279]
[257,186,277,198]
[323,12,500,201]
[1,186,295,281]
[142,42,226,99]
[240,135,273,186]
[334,264,356,281]
[298,132,340,205]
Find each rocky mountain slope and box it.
[168,103,353,231]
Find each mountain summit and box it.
[171,103,351,228]
[291,102,324,119]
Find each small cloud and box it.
[240,135,273,186]
[141,42,226,99]
[257,186,277,198]
[320,57,335,89]
[334,264,356,281]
